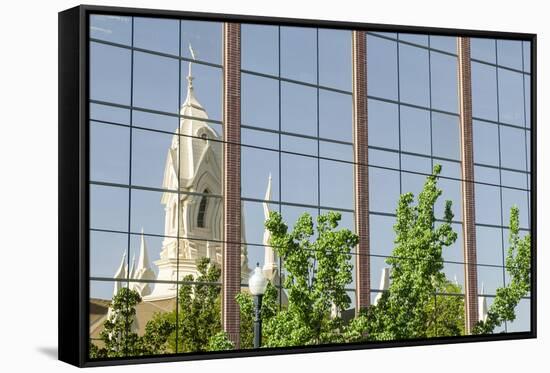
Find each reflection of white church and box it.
[111,57,278,301]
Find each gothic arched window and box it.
[197,189,209,228]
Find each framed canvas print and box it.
[58,4,536,367]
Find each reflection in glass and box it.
[241,73,279,130]
[90,42,131,105]
[318,29,352,91]
[134,17,179,55]
[281,153,318,205]
[367,35,398,100]
[181,20,222,65]
[368,99,399,150]
[472,62,498,121]
[90,122,129,184]
[90,14,132,45]
[241,24,279,76]
[280,26,317,84]
[90,185,129,232]
[400,106,431,155]
[399,43,430,108]
[281,81,317,136]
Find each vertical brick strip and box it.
[223,22,241,347]
[457,37,479,334]
[352,31,371,313]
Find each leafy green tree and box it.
[89,287,172,358]
[348,164,460,341]
[236,211,359,347]
[473,206,531,334]
[236,282,278,348]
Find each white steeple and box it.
[262,174,277,280]
[129,254,136,280]
[478,283,488,322]
[374,267,390,305]
[131,229,155,297]
[112,251,128,297]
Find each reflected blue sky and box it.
[88,15,532,330]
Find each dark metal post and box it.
[253,294,263,348]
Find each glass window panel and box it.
[369,167,400,213]
[280,26,317,84]
[90,122,130,184]
[281,205,318,235]
[134,17,179,55]
[132,110,180,133]
[89,281,121,332]
[443,263,465,292]
[507,298,530,332]
[477,265,505,295]
[90,14,132,45]
[243,200,279,246]
[319,89,353,142]
[90,102,131,125]
[181,20,222,65]
[441,222,463,263]
[90,185,129,232]
[524,75,531,128]
[401,172,426,200]
[370,256,391,291]
[436,178,462,222]
[367,35,398,100]
[128,233,165,279]
[474,165,500,185]
[281,81,317,136]
[318,29,352,91]
[500,125,527,171]
[473,120,499,166]
[281,153,318,205]
[90,42,131,105]
[401,154,431,174]
[241,24,278,76]
[429,35,457,54]
[181,62,222,121]
[133,51,179,113]
[241,73,279,131]
[399,43,430,108]
[281,135,317,157]
[472,62,498,121]
[131,128,175,189]
[241,128,279,150]
[523,41,531,73]
[131,189,178,236]
[498,68,525,126]
[320,209,355,234]
[368,99,399,150]
[400,106,431,155]
[471,38,496,64]
[90,230,128,278]
[476,225,504,266]
[475,183,501,225]
[319,141,353,162]
[320,159,353,209]
[497,39,523,70]
[437,159,461,179]
[430,52,458,113]
[501,169,527,190]
[526,129,531,172]
[369,149,399,169]
[241,146,279,201]
[432,113,460,160]
[370,214,396,257]
[501,188,529,229]
[399,33,428,46]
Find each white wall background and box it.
[0,0,546,371]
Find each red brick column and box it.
[352,31,371,313]
[223,22,241,347]
[457,37,479,334]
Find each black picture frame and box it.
[59,4,537,368]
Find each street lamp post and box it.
[249,263,268,349]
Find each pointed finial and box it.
[187,43,196,88]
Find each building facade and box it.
[88,14,532,351]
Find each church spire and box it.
[262,174,277,279]
[112,251,128,297]
[373,267,390,305]
[478,283,488,322]
[132,229,155,297]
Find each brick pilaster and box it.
[223,22,241,348]
[457,37,479,334]
[352,31,371,313]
